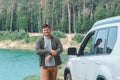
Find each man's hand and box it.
[50,50,57,55]
[45,55,51,62]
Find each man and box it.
[93,38,102,54]
[35,24,63,80]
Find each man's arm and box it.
[50,38,63,55]
[35,38,50,55]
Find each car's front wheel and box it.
[65,72,72,80]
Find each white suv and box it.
[64,16,120,80]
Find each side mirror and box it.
[68,47,77,55]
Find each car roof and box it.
[93,16,120,28]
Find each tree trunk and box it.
[30,8,33,32]
[61,1,65,32]
[66,0,71,33]
[73,5,75,33]
[51,0,55,31]
[89,0,95,20]
[40,0,46,24]
[30,2,33,32]
[10,2,14,31]
[82,0,86,30]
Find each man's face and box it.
[42,27,51,37]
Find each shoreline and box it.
[0,40,35,50]
[0,40,78,51]
[0,33,79,50]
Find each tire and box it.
[97,78,104,80]
[65,72,72,80]
[97,75,106,80]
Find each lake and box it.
[0,49,39,80]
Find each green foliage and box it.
[72,34,84,43]
[51,31,67,38]
[11,30,29,41]
[16,10,28,31]
[27,36,40,43]
[94,7,106,21]
[60,51,68,63]
[0,30,29,41]
[0,0,120,33]
[114,3,120,16]
[0,31,11,40]
[0,30,41,44]
[24,35,30,43]
[75,15,82,33]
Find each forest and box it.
[0,0,120,33]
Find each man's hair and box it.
[41,24,51,29]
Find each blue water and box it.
[0,49,39,80]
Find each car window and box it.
[106,27,117,53]
[83,33,94,55]
[78,31,95,56]
[92,29,108,54]
[79,27,117,56]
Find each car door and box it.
[70,56,86,80]
[72,31,96,80]
[69,32,95,80]
[85,28,109,80]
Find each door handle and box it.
[82,61,87,64]
[96,60,101,64]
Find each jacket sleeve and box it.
[35,37,50,55]
[55,38,63,55]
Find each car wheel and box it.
[97,75,106,80]
[97,78,104,80]
[65,72,72,80]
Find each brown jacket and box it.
[35,35,63,67]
